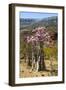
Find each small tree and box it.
[26,27,50,71]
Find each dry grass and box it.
[19,59,58,78]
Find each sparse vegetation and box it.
[20,16,58,78]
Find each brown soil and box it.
[19,59,58,78]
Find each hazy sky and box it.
[20,11,58,19]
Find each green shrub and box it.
[43,46,57,60]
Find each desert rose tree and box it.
[26,27,50,71]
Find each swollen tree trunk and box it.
[38,41,46,71]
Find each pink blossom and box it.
[26,27,50,45]
[26,36,31,43]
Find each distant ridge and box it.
[20,16,58,32]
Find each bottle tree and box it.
[26,27,50,71]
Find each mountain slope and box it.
[20,16,58,32]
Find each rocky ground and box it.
[19,59,58,78]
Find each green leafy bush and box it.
[43,46,57,60]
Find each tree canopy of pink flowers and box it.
[26,27,50,45]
